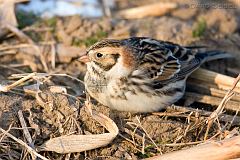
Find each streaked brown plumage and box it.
[79,37,229,112]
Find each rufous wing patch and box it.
[121,47,136,69]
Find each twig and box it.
[22,26,53,32]
[51,42,56,69]
[17,110,34,148]
[0,128,49,160]
[228,110,239,129]
[0,123,13,142]
[135,116,162,154]
[4,24,49,72]
[6,63,29,68]
[160,141,203,147]
[18,110,36,160]
[152,111,189,117]
[0,72,36,92]
[0,43,31,51]
[184,92,240,112]
[204,74,240,140]
[0,42,55,51]
[0,50,16,56]
[9,73,84,84]
[142,133,145,154]
[163,105,240,125]
[0,64,26,73]
[118,133,142,153]
[124,126,152,144]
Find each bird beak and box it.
[78,55,90,63]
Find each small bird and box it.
[79,37,229,112]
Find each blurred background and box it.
[0,0,239,74]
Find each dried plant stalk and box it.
[164,105,240,125]
[0,72,36,92]
[190,68,240,93]
[205,74,240,140]
[187,80,240,102]
[145,135,240,160]
[117,2,177,19]
[17,110,34,148]
[184,92,240,111]
[0,128,49,160]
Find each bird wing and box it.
[127,37,203,87]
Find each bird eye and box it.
[96,53,103,58]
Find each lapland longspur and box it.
[79,37,229,112]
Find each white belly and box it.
[104,92,182,112]
[86,77,186,112]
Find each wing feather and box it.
[125,37,203,85]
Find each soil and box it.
[0,0,240,160]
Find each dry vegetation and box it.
[0,0,240,159]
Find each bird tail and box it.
[197,50,232,63]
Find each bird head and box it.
[79,39,136,78]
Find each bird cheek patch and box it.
[103,61,116,71]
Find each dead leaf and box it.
[37,102,119,153]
